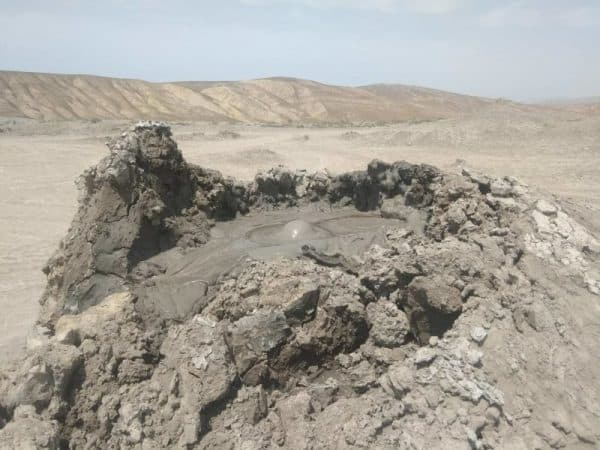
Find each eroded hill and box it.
[0,71,505,124]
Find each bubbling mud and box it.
[246,219,332,245]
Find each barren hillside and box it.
[0,71,229,122]
[1,71,511,124]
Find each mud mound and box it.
[1,123,600,449]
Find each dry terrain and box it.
[2,71,600,449]
[1,105,599,362]
[1,121,600,448]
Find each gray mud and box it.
[134,208,412,320]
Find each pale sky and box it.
[1,0,599,100]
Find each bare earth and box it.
[1,109,599,362]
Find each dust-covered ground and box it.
[0,109,599,363]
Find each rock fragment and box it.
[366,301,410,347]
[227,311,291,377]
[380,364,412,400]
[414,347,437,366]
[535,199,558,216]
[465,349,483,367]
[0,412,59,449]
[470,327,488,344]
[490,179,513,197]
[405,276,463,344]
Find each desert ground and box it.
[1,108,599,363]
[1,105,600,448]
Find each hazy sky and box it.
[1,0,599,100]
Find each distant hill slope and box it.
[541,97,600,115]
[0,71,513,123]
[0,72,230,122]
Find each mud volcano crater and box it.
[41,122,452,346]
[6,122,599,448]
[36,122,463,440]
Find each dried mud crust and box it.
[1,122,600,449]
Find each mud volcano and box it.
[1,122,600,449]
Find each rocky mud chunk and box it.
[158,315,237,441]
[490,179,513,197]
[259,277,320,325]
[535,199,558,216]
[462,167,492,193]
[368,159,439,195]
[405,182,433,207]
[287,293,369,363]
[225,289,370,382]
[405,276,463,343]
[329,171,381,211]
[2,364,54,414]
[366,300,411,347]
[227,311,292,380]
[0,408,59,449]
[40,122,208,321]
[1,343,83,417]
[380,363,413,400]
[444,201,468,234]
[275,391,314,448]
[251,166,297,199]
[360,246,423,297]
[303,170,331,200]
[192,166,248,219]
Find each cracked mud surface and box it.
[1,123,600,449]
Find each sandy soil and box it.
[0,112,599,361]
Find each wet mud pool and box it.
[135,207,420,320]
